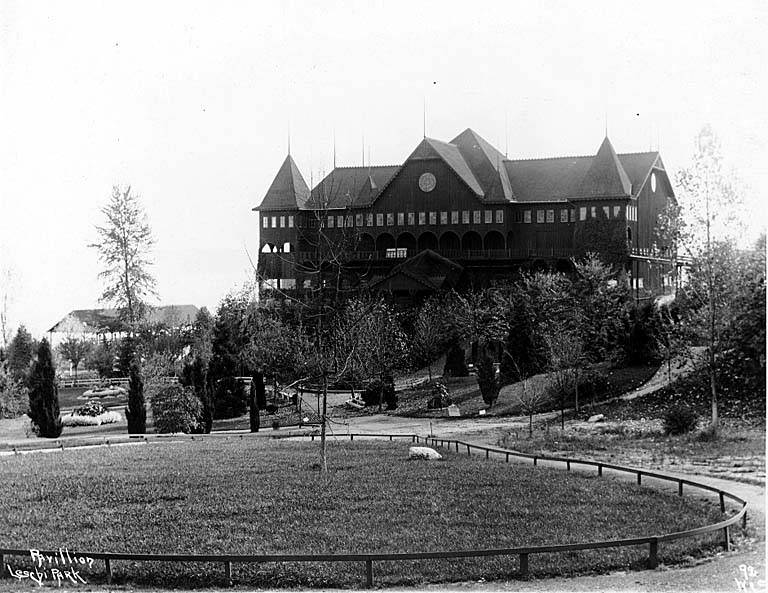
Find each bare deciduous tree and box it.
[90,185,157,332]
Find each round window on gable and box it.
[651,172,657,193]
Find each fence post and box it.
[648,539,658,568]
[723,526,731,551]
[719,492,725,514]
[486,449,489,459]
[566,460,570,471]
[105,558,112,584]
[467,445,471,456]
[350,435,354,441]
[519,553,529,576]
[455,442,459,452]
[678,481,683,496]
[597,464,602,476]
[533,457,537,467]
[637,472,642,485]
[365,560,373,588]
[224,561,232,586]
[506,453,509,463]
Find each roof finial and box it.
[362,133,365,167]
[367,146,371,174]
[604,110,608,137]
[333,129,336,169]
[504,110,509,158]
[423,97,426,139]
[287,119,291,156]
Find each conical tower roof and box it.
[254,155,310,211]
[576,137,632,198]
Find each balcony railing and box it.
[262,248,578,263]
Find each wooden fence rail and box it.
[0,432,748,588]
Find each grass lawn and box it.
[0,439,727,588]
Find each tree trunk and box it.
[667,354,672,385]
[705,173,718,432]
[320,373,328,474]
[574,375,579,413]
[709,348,718,433]
[249,374,261,433]
[560,391,565,430]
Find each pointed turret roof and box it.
[254,155,310,211]
[575,137,632,198]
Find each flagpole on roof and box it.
[505,110,508,158]
[423,97,426,139]
[333,129,336,169]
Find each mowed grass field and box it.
[0,439,725,588]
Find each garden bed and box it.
[0,439,725,588]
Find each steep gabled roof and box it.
[451,128,515,202]
[408,137,485,197]
[370,249,464,292]
[254,155,310,211]
[575,137,632,198]
[305,165,400,209]
[618,152,666,195]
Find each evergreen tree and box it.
[125,351,146,434]
[476,348,499,407]
[7,325,34,383]
[27,339,63,438]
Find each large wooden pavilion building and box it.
[254,128,675,298]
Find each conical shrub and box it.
[27,339,63,438]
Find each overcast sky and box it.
[1,0,766,339]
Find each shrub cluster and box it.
[663,405,698,435]
[150,385,202,433]
[63,410,122,427]
[74,400,108,417]
[362,376,397,409]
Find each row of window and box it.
[325,209,506,229]
[263,215,295,229]
[262,204,636,230]
[523,204,630,223]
